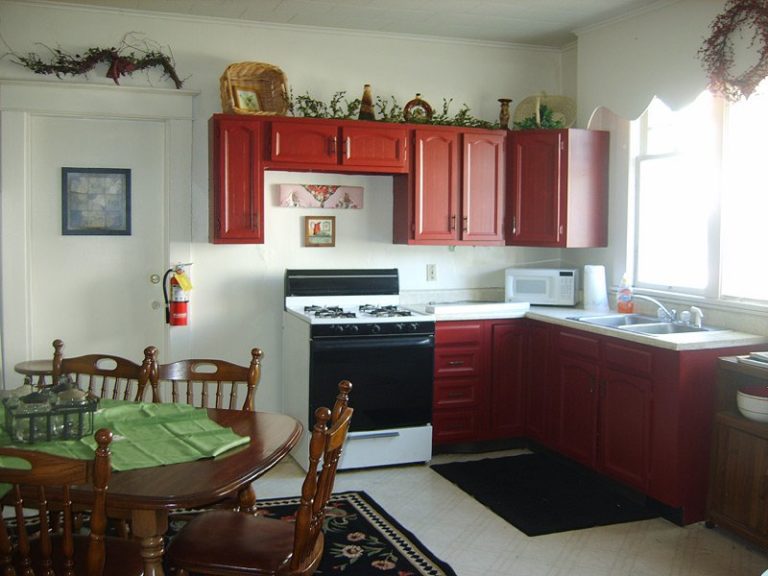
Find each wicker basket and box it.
[219,62,288,115]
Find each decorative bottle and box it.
[359,84,375,121]
[498,98,512,129]
[616,273,634,313]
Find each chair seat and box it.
[166,510,322,576]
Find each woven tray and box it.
[219,62,288,115]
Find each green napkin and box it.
[0,400,251,473]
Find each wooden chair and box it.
[51,339,155,402]
[0,428,144,576]
[165,380,354,576]
[148,348,263,411]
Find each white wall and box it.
[0,1,566,408]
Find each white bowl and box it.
[737,386,768,423]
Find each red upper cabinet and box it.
[270,120,337,166]
[462,131,505,243]
[410,128,460,242]
[269,118,408,173]
[393,126,505,246]
[210,116,264,244]
[506,128,608,247]
[342,124,409,170]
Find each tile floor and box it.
[255,449,768,576]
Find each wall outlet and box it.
[426,264,437,282]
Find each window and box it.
[631,85,768,305]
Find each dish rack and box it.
[219,62,288,116]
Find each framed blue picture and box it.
[61,167,131,236]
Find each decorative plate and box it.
[403,93,433,122]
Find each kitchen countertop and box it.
[413,301,768,351]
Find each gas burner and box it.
[359,304,414,318]
[304,305,357,319]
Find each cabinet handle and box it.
[343,136,351,159]
[450,215,456,231]
[328,136,337,155]
[462,216,468,232]
[512,216,517,235]
[448,360,465,366]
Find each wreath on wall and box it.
[8,33,184,89]
[698,0,768,101]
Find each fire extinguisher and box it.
[163,265,192,326]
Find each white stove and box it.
[282,269,434,470]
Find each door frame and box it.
[0,80,198,387]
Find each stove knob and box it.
[409,323,420,331]
[395,323,405,332]
[371,324,382,334]
[332,324,345,334]
[348,324,359,334]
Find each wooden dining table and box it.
[73,408,302,576]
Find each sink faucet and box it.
[631,294,677,322]
[689,306,704,328]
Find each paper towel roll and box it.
[583,265,609,312]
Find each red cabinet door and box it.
[270,120,337,166]
[525,320,551,445]
[489,320,526,438]
[554,354,599,468]
[412,129,460,242]
[599,367,651,491]
[342,124,408,172]
[462,131,505,244]
[508,129,564,246]
[211,117,264,243]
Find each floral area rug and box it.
[165,491,456,575]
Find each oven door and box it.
[309,334,434,432]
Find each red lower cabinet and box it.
[432,319,526,444]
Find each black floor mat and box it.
[431,452,660,536]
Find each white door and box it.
[26,115,166,362]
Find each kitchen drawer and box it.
[603,340,653,377]
[432,409,480,443]
[557,329,600,360]
[434,377,480,408]
[435,347,483,377]
[435,321,484,347]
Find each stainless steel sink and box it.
[619,322,712,335]
[572,313,658,327]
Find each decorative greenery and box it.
[292,90,361,119]
[698,0,768,101]
[288,90,498,128]
[9,34,184,89]
[375,95,403,123]
[513,104,564,129]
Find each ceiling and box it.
[41,0,657,47]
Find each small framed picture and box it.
[232,85,261,112]
[304,216,335,247]
[61,167,131,235]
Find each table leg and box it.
[237,483,257,513]
[130,509,169,576]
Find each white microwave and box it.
[505,267,578,306]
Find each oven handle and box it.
[349,431,401,440]
[310,335,434,352]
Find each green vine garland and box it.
[698,0,768,101]
[10,35,184,89]
[288,89,498,129]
